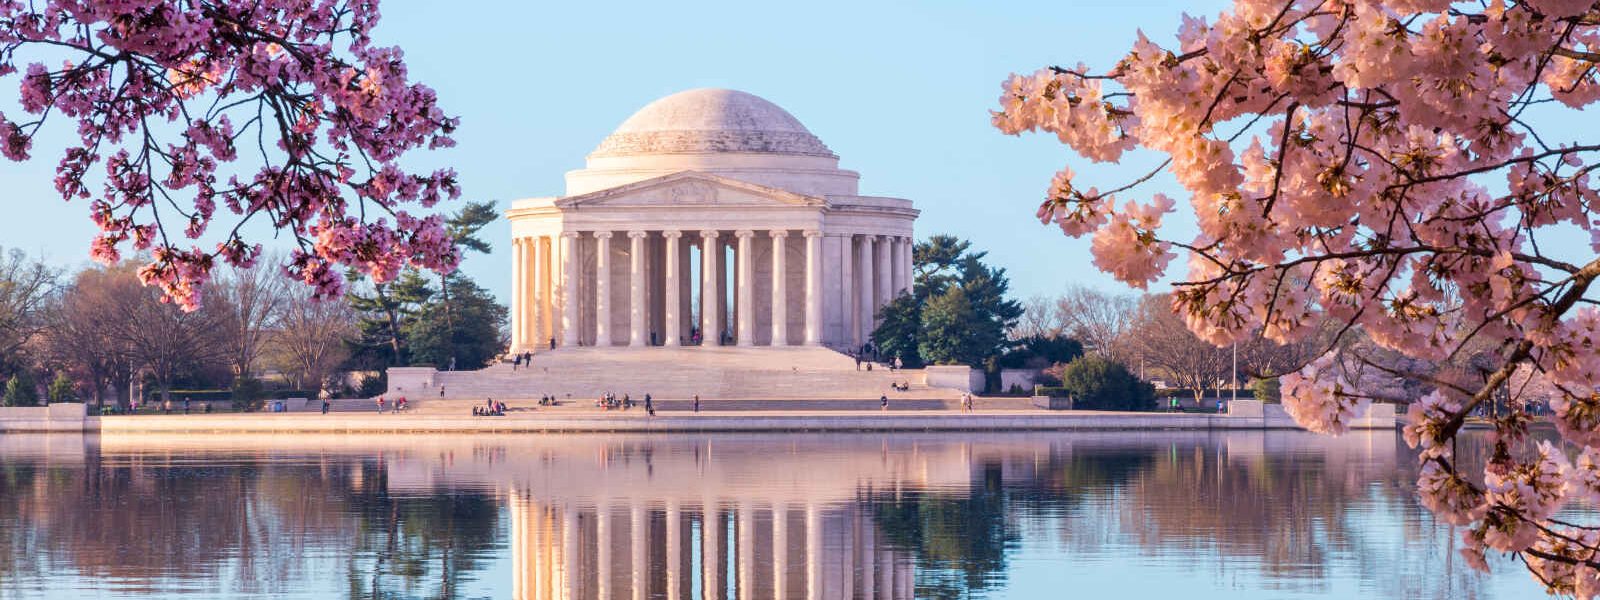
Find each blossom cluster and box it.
[995,0,1600,593]
[0,0,461,309]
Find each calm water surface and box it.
[0,431,1544,599]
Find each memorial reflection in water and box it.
[0,431,1544,599]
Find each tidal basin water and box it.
[0,430,1544,599]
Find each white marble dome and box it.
[568,89,859,197]
[591,88,834,158]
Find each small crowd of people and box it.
[889,381,911,392]
[595,392,656,415]
[474,398,507,416]
[374,396,409,414]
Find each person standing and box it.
[644,394,654,417]
[321,398,330,414]
[183,397,191,415]
[693,394,700,413]
[376,396,385,413]
[880,394,889,411]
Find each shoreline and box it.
[0,409,1401,434]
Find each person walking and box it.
[644,394,654,417]
[163,398,171,415]
[693,394,700,413]
[376,396,385,413]
[549,337,555,350]
[439,385,446,398]
[854,355,861,371]
[183,397,191,415]
[321,398,330,414]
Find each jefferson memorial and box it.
[504,88,917,351]
[390,89,972,401]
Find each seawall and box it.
[0,400,1400,434]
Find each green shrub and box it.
[2,371,38,407]
[230,377,266,412]
[47,373,77,404]
[1252,377,1282,403]
[356,373,387,398]
[1056,355,1156,411]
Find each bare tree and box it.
[1124,294,1233,402]
[1012,295,1066,340]
[109,265,229,403]
[41,267,134,408]
[0,247,59,367]
[211,258,288,379]
[1053,285,1136,362]
[268,286,357,393]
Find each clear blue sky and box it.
[0,0,1329,306]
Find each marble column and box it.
[663,231,682,347]
[876,236,892,325]
[902,237,915,297]
[735,230,755,347]
[700,231,721,346]
[803,231,823,346]
[511,238,524,351]
[840,235,855,347]
[629,231,648,348]
[769,230,789,347]
[857,235,875,348]
[560,233,580,347]
[541,238,556,345]
[890,237,906,297]
[531,236,547,348]
[595,231,613,347]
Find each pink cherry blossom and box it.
[0,0,461,310]
[996,0,1600,590]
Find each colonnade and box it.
[511,229,914,351]
[508,494,916,600]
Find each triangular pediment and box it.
[554,171,825,209]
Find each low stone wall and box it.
[1227,399,1396,430]
[924,365,981,392]
[0,403,89,432]
[385,367,436,396]
[1000,368,1041,393]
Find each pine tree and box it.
[47,372,77,404]
[2,370,38,407]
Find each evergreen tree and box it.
[2,370,38,407]
[47,372,77,404]
[1057,355,1155,411]
[404,276,508,370]
[873,235,1022,367]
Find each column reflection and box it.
[505,492,916,599]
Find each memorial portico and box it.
[507,89,917,353]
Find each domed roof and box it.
[591,89,834,158]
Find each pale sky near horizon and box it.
[1,0,1588,307]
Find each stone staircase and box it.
[398,346,954,407]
